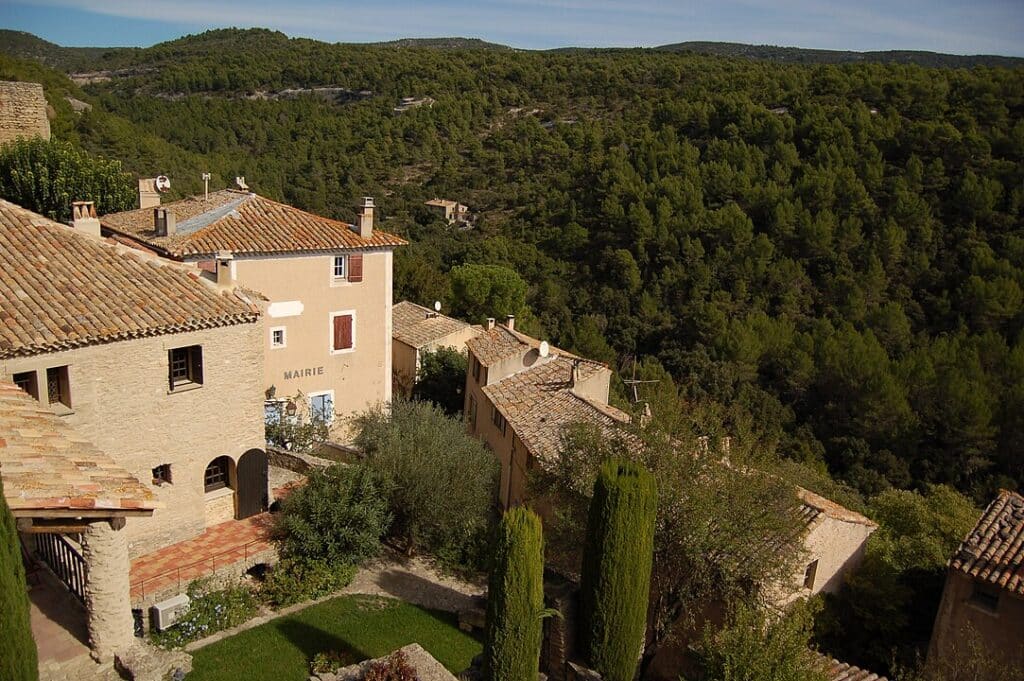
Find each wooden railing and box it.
[35,533,87,603]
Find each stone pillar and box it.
[82,518,134,661]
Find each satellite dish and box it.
[154,175,171,193]
[433,300,442,312]
[539,341,550,358]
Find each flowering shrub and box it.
[260,558,357,608]
[310,650,356,674]
[363,650,419,681]
[151,579,259,649]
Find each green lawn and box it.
[188,595,482,681]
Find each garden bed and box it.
[187,594,482,681]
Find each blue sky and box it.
[3,0,1023,56]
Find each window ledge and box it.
[204,487,234,502]
[50,404,74,417]
[168,382,203,395]
[330,347,356,356]
[330,277,352,287]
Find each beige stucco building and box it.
[425,198,470,224]
[101,188,406,430]
[928,490,1024,674]
[392,300,482,397]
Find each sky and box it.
[2,0,1023,56]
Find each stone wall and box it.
[0,81,51,144]
[1,319,266,558]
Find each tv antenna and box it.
[202,172,211,200]
[621,357,659,403]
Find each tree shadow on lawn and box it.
[275,617,374,669]
[371,566,480,613]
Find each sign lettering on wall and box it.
[283,367,325,380]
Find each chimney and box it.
[570,359,581,388]
[139,178,160,209]
[215,250,234,286]
[154,208,176,237]
[632,402,653,429]
[355,197,375,238]
[505,314,515,331]
[486,318,495,330]
[70,201,101,237]
[235,176,249,191]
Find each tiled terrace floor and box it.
[129,512,275,603]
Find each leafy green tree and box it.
[353,399,498,568]
[0,138,134,221]
[580,459,657,681]
[449,263,529,324]
[412,346,468,415]
[688,600,828,681]
[0,477,38,681]
[483,507,544,681]
[273,464,389,566]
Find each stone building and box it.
[391,300,482,397]
[0,80,51,144]
[928,489,1024,673]
[101,188,406,431]
[0,381,156,662]
[424,198,470,225]
[0,198,267,558]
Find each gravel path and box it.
[343,547,486,613]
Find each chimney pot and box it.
[70,201,101,237]
[570,359,581,387]
[486,318,495,330]
[235,176,249,190]
[154,208,176,237]
[138,178,160,209]
[215,250,234,286]
[355,196,375,238]
[505,314,515,331]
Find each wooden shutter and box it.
[333,314,353,350]
[190,346,204,384]
[348,253,363,282]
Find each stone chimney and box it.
[215,250,233,286]
[138,178,160,209]
[355,197,375,238]
[235,176,249,191]
[632,402,653,429]
[486,318,496,330]
[505,314,515,331]
[153,208,176,237]
[70,201,101,237]
[569,359,581,388]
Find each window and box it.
[270,326,286,349]
[309,392,334,423]
[152,464,172,486]
[471,356,484,383]
[204,456,232,493]
[168,345,203,390]
[969,583,1000,614]
[46,366,71,408]
[492,406,507,436]
[12,371,38,400]
[330,253,363,284]
[803,559,819,590]
[331,312,355,353]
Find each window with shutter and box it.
[331,312,355,352]
[168,345,204,390]
[348,253,363,282]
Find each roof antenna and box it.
[621,356,659,403]
[202,172,211,201]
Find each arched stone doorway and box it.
[235,449,268,520]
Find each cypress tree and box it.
[483,506,544,681]
[0,477,39,681]
[579,459,657,681]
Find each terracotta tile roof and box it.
[950,489,1024,596]
[392,301,481,349]
[0,381,156,515]
[797,487,877,528]
[816,653,888,681]
[0,199,260,359]
[101,189,407,257]
[483,356,631,464]
[467,324,597,368]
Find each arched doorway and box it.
[236,449,268,519]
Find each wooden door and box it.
[236,449,268,519]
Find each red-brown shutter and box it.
[333,314,353,350]
[348,253,363,282]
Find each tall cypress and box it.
[484,507,544,681]
[579,459,657,681]
[0,477,39,681]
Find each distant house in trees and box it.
[425,198,471,225]
[391,300,482,397]
[928,490,1024,672]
